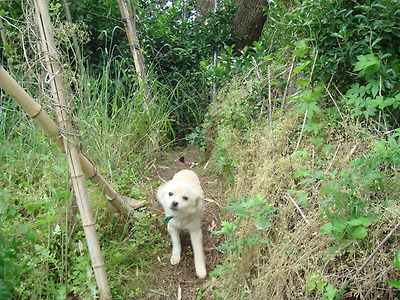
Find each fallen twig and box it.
[295,110,308,152]
[355,220,400,277]
[283,193,309,225]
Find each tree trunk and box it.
[230,0,267,50]
[196,0,215,19]
[194,0,267,51]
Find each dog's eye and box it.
[182,196,188,201]
[169,192,174,196]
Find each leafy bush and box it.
[295,131,400,243]
[388,249,400,290]
[137,0,236,138]
[265,0,400,128]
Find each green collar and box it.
[163,216,173,224]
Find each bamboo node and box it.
[92,263,105,269]
[30,106,43,119]
[88,170,97,180]
[82,222,96,228]
[131,44,140,50]
[105,194,116,202]
[70,174,84,179]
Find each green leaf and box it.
[350,226,367,239]
[26,203,35,213]
[292,151,311,159]
[330,32,343,39]
[388,280,400,289]
[367,79,380,97]
[293,60,311,75]
[294,40,309,56]
[317,279,326,292]
[354,54,381,72]
[324,284,338,300]
[293,169,311,178]
[379,97,398,109]
[394,249,400,269]
[320,222,333,235]
[348,216,371,227]
[20,224,29,234]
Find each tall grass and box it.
[0,43,179,297]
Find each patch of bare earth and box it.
[145,147,226,299]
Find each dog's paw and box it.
[170,255,181,265]
[196,265,207,279]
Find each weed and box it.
[0,234,22,299]
[212,195,277,257]
[294,132,400,244]
[388,249,400,289]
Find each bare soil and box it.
[145,147,226,299]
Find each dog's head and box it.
[158,180,203,216]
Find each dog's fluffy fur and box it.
[157,169,206,279]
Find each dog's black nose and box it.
[172,201,178,207]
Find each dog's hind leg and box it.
[190,228,206,279]
[168,224,181,265]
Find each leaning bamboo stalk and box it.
[0,66,144,213]
[34,0,111,298]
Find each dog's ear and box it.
[195,190,205,206]
[156,181,168,203]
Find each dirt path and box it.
[146,147,226,299]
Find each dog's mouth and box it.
[170,206,179,211]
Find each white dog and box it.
[157,169,206,279]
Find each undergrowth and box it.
[197,2,400,295]
[0,48,173,299]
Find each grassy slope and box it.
[199,64,400,299]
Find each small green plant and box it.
[212,195,277,255]
[388,249,400,289]
[0,234,22,299]
[185,127,207,151]
[296,131,400,244]
[307,274,344,300]
[201,41,269,89]
[346,54,400,120]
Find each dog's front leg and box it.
[190,228,206,279]
[168,224,181,265]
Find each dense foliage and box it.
[267,0,400,127]
[1,0,235,139]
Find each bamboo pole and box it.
[117,0,159,148]
[116,0,149,100]
[0,18,12,71]
[34,0,111,298]
[60,0,83,64]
